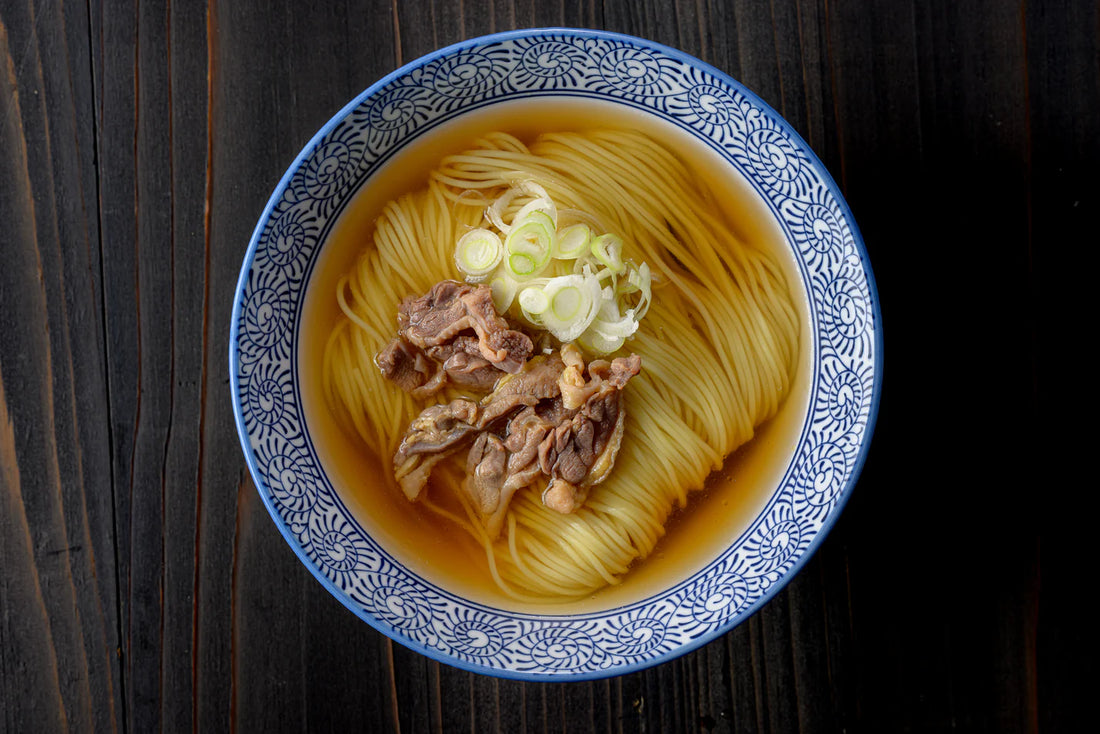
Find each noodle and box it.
[323,130,799,600]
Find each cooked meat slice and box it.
[466,407,556,538]
[394,450,458,501]
[464,433,507,514]
[607,354,642,388]
[538,353,637,514]
[378,282,535,396]
[398,281,533,373]
[395,399,480,462]
[491,355,565,401]
[542,478,587,514]
[576,389,627,487]
[476,355,564,427]
[557,344,588,409]
[534,395,572,425]
[422,334,482,362]
[398,280,470,346]
[425,336,501,392]
[391,355,564,511]
[503,408,554,485]
[540,412,602,486]
[375,337,444,396]
[483,328,532,374]
[392,398,481,501]
[387,324,642,526]
[559,343,642,410]
[441,351,501,392]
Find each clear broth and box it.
[298,97,813,614]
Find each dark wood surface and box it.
[1,1,1089,731]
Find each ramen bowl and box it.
[230,28,881,679]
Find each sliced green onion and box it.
[518,286,549,315]
[621,261,652,320]
[551,286,583,321]
[554,223,591,259]
[514,197,557,229]
[592,311,639,339]
[508,252,540,277]
[504,210,554,279]
[537,273,603,343]
[454,187,652,353]
[454,228,503,281]
[487,182,552,233]
[591,234,626,274]
[590,297,639,339]
[579,329,625,356]
[490,273,520,312]
[617,261,641,294]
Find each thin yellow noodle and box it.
[322,130,799,600]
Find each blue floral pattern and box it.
[231,30,879,680]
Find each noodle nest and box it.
[323,129,799,601]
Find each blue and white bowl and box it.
[230,28,881,679]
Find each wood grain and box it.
[1,0,1087,731]
[1,0,120,730]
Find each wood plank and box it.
[1025,2,1097,733]
[205,1,403,731]
[87,0,216,730]
[0,0,121,730]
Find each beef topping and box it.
[539,387,627,514]
[377,281,534,397]
[383,285,642,535]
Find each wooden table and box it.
[1,1,1088,731]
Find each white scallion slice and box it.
[579,328,626,356]
[590,297,639,340]
[487,182,552,233]
[518,286,550,316]
[554,223,591,259]
[591,233,626,274]
[592,311,639,339]
[490,273,520,312]
[454,187,652,354]
[507,252,541,278]
[504,210,555,279]
[621,261,652,320]
[537,273,603,343]
[514,197,558,229]
[454,228,503,282]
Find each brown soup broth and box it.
[298,97,813,614]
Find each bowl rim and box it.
[230,26,883,680]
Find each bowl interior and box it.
[297,97,816,614]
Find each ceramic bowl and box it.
[230,28,881,680]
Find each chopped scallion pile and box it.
[454,184,653,355]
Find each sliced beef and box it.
[502,408,555,490]
[468,407,556,538]
[386,310,642,533]
[375,337,445,398]
[477,355,564,427]
[397,280,468,345]
[394,450,459,502]
[464,433,507,515]
[393,399,481,500]
[539,353,637,514]
[395,399,480,460]
[558,343,642,410]
[425,336,500,392]
[377,281,534,397]
[391,356,562,506]
[607,354,643,388]
[399,281,533,372]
